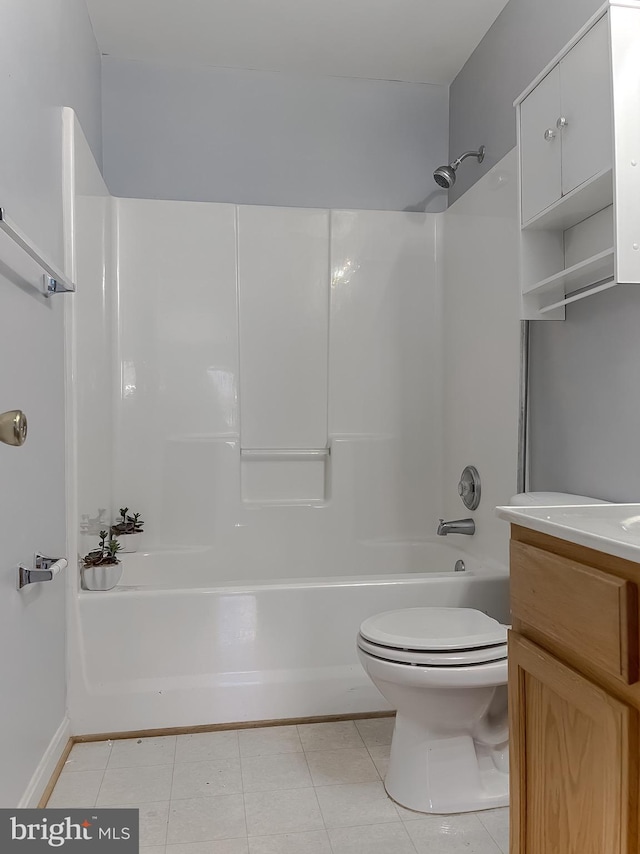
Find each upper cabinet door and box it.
[560,15,612,197]
[520,65,562,224]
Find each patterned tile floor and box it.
[48,718,509,854]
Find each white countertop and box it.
[496,503,640,564]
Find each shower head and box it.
[433,145,485,189]
[433,165,457,189]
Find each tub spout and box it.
[437,518,475,536]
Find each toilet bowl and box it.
[357,606,509,814]
[357,493,607,813]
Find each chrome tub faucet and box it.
[437,518,476,536]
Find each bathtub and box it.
[70,546,509,735]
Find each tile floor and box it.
[49,718,509,854]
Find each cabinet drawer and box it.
[510,540,639,684]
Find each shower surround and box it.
[110,198,442,572]
[65,110,517,733]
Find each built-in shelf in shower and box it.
[240,448,329,504]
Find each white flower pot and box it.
[81,562,123,591]
[112,532,143,553]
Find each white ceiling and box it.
[85,0,510,85]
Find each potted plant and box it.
[110,507,144,553]
[81,531,123,591]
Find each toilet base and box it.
[384,714,509,814]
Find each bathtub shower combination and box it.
[65,110,511,737]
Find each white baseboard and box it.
[18,716,72,808]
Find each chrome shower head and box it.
[433,165,457,189]
[433,145,485,189]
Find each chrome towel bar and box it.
[0,207,76,296]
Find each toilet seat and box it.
[357,634,507,667]
[359,607,507,652]
[358,645,508,688]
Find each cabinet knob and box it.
[556,116,569,129]
[544,128,557,141]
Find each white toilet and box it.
[357,606,509,814]
[357,491,609,815]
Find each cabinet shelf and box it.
[522,168,613,232]
[523,248,614,298]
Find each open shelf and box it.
[537,278,618,314]
[522,168,613,232]
[523,248,614,298]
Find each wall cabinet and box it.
[520,16,611,224]
[508,526,640,854]
[516,2,640,319]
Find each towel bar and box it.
[0,207,76,296]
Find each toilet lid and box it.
[359,607,507,651]
[357,634,507,666]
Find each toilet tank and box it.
[509,492,610,506]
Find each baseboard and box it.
[73,710,395,743]
[18,717,73,809]
[33,711,394,804]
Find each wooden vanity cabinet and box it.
[508,525,640,854]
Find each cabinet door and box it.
[560,15,612,196]
[520,66,562,224]
[509,632,637,854]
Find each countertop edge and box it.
[495,504,640,565]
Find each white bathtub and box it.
[70,547,509,735]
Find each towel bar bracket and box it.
[0,207,76,296]
[43,275,74,297]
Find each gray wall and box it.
[0,0,101,805]
[448,0,600,203]
[529,287,640,502]
[101,57,449,212]
[450,0,640,502]
[0,0,102,262]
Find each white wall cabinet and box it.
[516,1,640,319]
[521,17,611,225]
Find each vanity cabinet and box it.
[509,633,634,854]
[516,1,640,319]
[508,526,640,854]
[520,16,612,225]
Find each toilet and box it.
[357,491,609,815]
[357,606,509,814]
